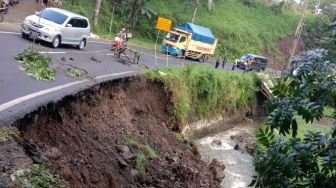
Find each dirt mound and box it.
[9,76,219,188]
[266,35,304,71]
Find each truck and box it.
[161,23,218,62]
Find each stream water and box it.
[194,119,262,188]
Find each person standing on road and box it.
[215,58,220,69]
[246,58,253,72]
[222,56,228,69]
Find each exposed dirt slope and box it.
[266,35,304,71]
[11,77,219,188]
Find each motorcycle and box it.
[111,34,128,51]
[9,0,19,6]
[0,0,9,14]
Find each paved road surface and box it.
[0,25,225,124]
[0,3,279,124]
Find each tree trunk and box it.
[92,0,102,26]
[208,0,213,11]
[191,0,200,23]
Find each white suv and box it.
[21,8,90,50]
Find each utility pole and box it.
[282,0,308,73]
[191,0,200,23]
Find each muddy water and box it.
[194,119,262,188]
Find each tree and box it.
[208,0,213,11]
[92,0,102,27]
[191,0,200,23]
[268,50,336,137]
[251,50,336,187]
[117,0,156,30]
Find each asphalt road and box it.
[0,25,229,124]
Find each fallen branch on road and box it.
[15,48,56,81]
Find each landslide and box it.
[265,35,305,71]
[12,76,219,188]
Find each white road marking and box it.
[0,31,21,35]
[106,53,128,57]
[88,41,111,45]
[0,71,138,112]
[38,49,110,55]
[39,51,67,54]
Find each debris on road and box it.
[90,56,101,63]
[15,48,56,81]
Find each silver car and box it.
[21,8,90,50]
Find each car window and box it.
[68,18,86,28]
[82,19,88,28]
[68,18,80,27]
[38,9,68,25]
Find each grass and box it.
[175,133,184,142]
[15,164,67,188]
[147,0,299,59]
[294,117,332,139]
[124,136,138,146]
[63,0,301,61]
[129,38,156,50]
[146,64,259,129]
[143,144,157,159]
[135,152,146,172]
[124,136,158,172]
[0,126,20,143]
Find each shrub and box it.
[147,65,259,130]
[15,164,67,188]
[252,50,336,187]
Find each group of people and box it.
[215,56,235,70]
[215,56,253,72]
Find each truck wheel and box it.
[199,55,205,63]
[178,50,185,58]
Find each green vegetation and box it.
[15,164,67,188]
[15,48,56,81]
[124,136,138,146]
[0,126,20,143]
[124,136,158,172]
[294,117,332,138]
[63,0,299,59]
[135,152,146,172]
[65,67,82,77]
[252,51,336,187]
[147,64,259,129]
[147,0,298,59]
[175,133,184,142]
[143,144,157,159]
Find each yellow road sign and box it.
[156,17,172,32]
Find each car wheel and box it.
[51,36,61,48]
[21,32,27,39]
[77,38,86,50]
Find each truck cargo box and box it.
[177,23,215,45]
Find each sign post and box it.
[155,16,172,68]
